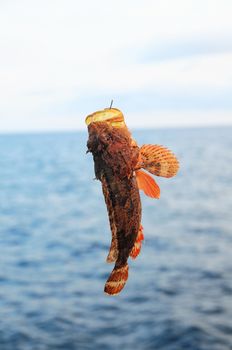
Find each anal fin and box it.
[130,225,144,259]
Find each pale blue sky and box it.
[0,0,232,132]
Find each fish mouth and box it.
[85,108,125,128]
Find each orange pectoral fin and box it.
[130,225,144,259]
[139,144,179,178]
[136,170,160,198]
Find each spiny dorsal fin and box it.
[101,176,118,263]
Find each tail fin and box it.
[104,264,129,295]
[130,225,144,259]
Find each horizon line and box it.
[0,123,232,136]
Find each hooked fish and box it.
[85,107,179,295]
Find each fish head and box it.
[85,108,126,128]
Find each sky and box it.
[0,0,232,132]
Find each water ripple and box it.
[0,128,232,349]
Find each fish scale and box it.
[86,107,179,295]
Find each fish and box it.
[85,107,179,295]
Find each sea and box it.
[0,127,232,350]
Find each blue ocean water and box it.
[0,127,232,350]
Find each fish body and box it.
[86,108,179,295]
[87,120,141,294]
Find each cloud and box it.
[0,0,232,132]
[140,37,232,62]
